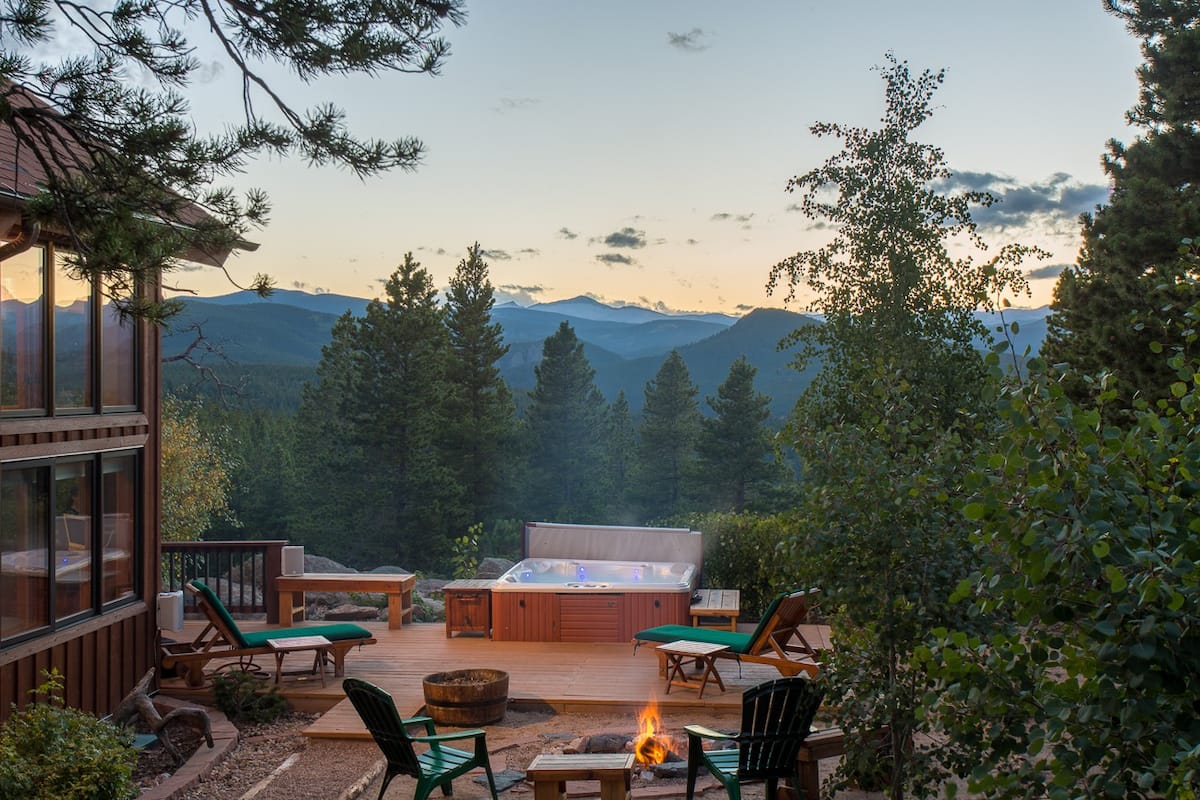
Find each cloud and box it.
[668,28,710,52]
[436,247,447,256]
[517,247,541,257]
[785,203,803,213]
[314,287,328,295]
[292,280,307,289]
[496,284,545,305]
[494,97,539,113]
[481,249,512,260]
[557,227,579,240]
[711,212,732,221]
[937,171,1109,232]
[736,303,755,312]
[596,253,635,266]
[1027,263,1070,280]
[593,227,647,249]
[711,212,754,225]
[500,283,544,294]
[686,238,699,245]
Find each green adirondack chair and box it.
[343,678,499,800]
[684,676,825,800]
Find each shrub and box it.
[211,670,288,723]
[0,670,137,800]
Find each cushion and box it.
[633,625,752,653]
[242,623,372,647]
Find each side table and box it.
[689,589,740,631]
[266,635,331,686]
[657,640,729,699]
[527,753,634,800]
[442,579,494,637]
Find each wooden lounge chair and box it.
[632,589,822,678]
[685,676,825,800]
[160,579,377,687]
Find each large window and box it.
[0,242,139,416]
[0,452,140,644]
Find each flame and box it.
[633,697,674,765]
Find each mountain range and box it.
[161,289,1051,419]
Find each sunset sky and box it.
[179,1,1143,314]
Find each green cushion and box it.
[633,625,752,653]
[242,623,372,647]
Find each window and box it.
[0,244,45,412]
[0,453,140,645]
[0,242,139,417]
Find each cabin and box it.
[0,89,252,722]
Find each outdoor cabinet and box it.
[443,580,494,638]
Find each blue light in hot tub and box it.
[632,566,642,582]
[521,571,533,581]
[576,564,586,581]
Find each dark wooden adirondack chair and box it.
[684,677,825,800]
[343,678,500,800]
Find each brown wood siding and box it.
[493,592,560,641]
[622,591,690,640]
[492,590,691,643]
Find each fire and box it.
[633,697,675,765]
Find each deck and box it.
[162,620,833,740]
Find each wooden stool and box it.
[266,635,331,686]
[527,753,633,800]
[657,640,729,699]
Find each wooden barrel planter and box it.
[422,669,509,726]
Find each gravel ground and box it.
[142,707,888,800]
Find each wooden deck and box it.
[161,621,833,741]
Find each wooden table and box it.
[657,640,729,699]
[526,753,634,800]
[275,573,415,631]
[442,579,494,638]
[690,589,740,631]
[266,635,331,686]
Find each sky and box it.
[174,1,1143,314]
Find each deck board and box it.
[162,621,833,740]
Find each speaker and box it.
[282,545,305,576]
[157,590,184,632]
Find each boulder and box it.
[476,558,514,579]
[323,604,381,621]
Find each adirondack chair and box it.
[633,589,822,678]
[343,678,500,800]
[684,676,825,800]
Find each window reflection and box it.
[101,283,136,408]
[0,244,45,412]
[54,461,93,619]
[101,455,136,603]
[54,252,93,411]
[0,466,51,638]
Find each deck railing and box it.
[161,540,288,624]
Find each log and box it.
[112,669,214,765]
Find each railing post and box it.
[264,541,285,625]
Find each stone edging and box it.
[137,696,239,800]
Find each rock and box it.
[304,554,356,574]
[411,596,444,622]
[652,761,689,779]
[369,565,412,574]
[475,769,526,792]
[418,578,449,595]
[476,558,514,579]
[323,604,380,621]
[585,733,630,753]
[563,736,586,754]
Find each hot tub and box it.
[490,558,698,642]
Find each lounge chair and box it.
[685,676,825,800]
[160,579,377,687]
[632,589,822,678]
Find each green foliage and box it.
[696,357,776,512]
[926,305,1200,799]
[685,512,809,619]
[478,519,523,562]
[451,524,482,579]
[5,1,463,316]
[523,322,607,521]
[0,670,137,800]
[211,671,288,724]
[634,351,702,519]
[769,55,1041,800]
[161,396,238,542]
[1044,2,1200,407]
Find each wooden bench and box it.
[527,753,633,800]
[275,573,415,631]
[796,727,846,800]
[689,588,740,631]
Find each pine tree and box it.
[524,322,606,522]
[600,391,637,524]
[2,1,464,317]
[1043,1,1200,406]
[634,350,701,520]
[443,243,515,526]
[696,357,773,512]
